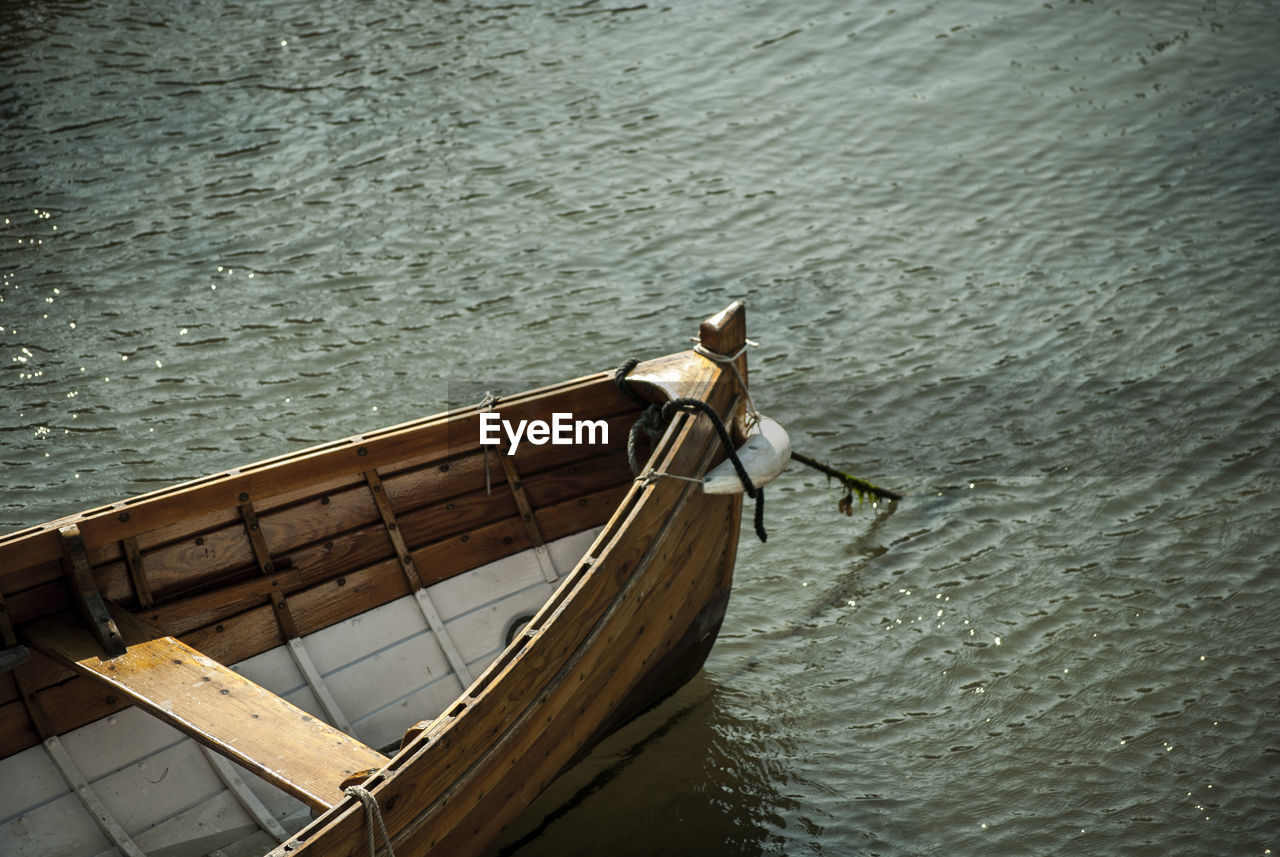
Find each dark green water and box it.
[2,1,1277,854]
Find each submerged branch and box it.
[790,451,903,506]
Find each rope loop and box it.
[626,404,666,475]
[345,784,396,857]
[613,358,650,408]
[692,339,761,430]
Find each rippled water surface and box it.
[3,1,1278,854]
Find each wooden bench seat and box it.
[22,607,387,811]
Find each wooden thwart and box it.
[22,606,387,811]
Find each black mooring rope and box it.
[614,361,768,543]
[613,357,648,407]
[626,406,666,477]
[614,358,667,475]
[663,397,767,543]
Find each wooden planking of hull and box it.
[0,302,757,857]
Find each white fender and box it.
[702,414,791,495]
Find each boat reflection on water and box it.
[489,671,813,857]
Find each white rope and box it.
[691,339,761,429]
[345,784,396,857]
[689,337,758,362]
[635,470,705,488]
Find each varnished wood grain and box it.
[276,346,739,857]
[23,607,387,811]
[140,569,305,638]
[2,303,752,857]
[0,375,630,574]
[420,496,737,855]
[0,483,626,758]
[698,299,748,386]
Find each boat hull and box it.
[0,302,754,857]
[278,346,744,857]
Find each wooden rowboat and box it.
[0,302,784,857]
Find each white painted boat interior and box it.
[0,529,601,857]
